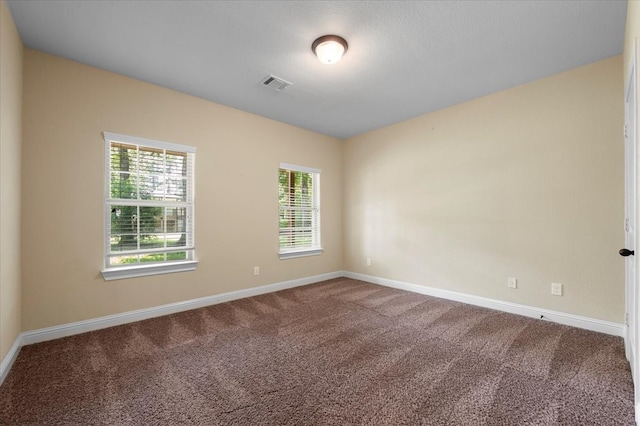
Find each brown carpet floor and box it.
[0,278,635,425]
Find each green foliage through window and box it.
[105,135,194,268]
[278,166,320,252]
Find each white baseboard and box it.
[0,270,343,385]
[21,271,344,346]
[344,271,625,337]
[1,269,625,386]
[0,337,22,386]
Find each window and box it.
[278,163,322,259]
[101,132,197,281]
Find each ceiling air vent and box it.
[261,74,292,91]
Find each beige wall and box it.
[344,56,624,322]
[11,6,633,334]
[0,0,23,361]
[21,49,343,331]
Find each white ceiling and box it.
[7,0,627,139]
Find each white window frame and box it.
[101,132,197,281]
[278,163,322,259]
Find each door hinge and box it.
[626,313,629,326]
[624,124,628,139]
[626,218,630,232]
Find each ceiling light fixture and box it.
[312,35,348,65]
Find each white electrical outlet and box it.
[253,266,260,276]
[508,277,517,289]
[366,258,372,266]
[551,282,563,296]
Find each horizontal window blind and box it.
[104,132,195,269]
[279,164,320,254]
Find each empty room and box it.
[1,0,640,424]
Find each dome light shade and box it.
[312,35,348,65]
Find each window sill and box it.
[279,248,323,260]
[101,260,198,281]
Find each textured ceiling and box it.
[7,1,627,139]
